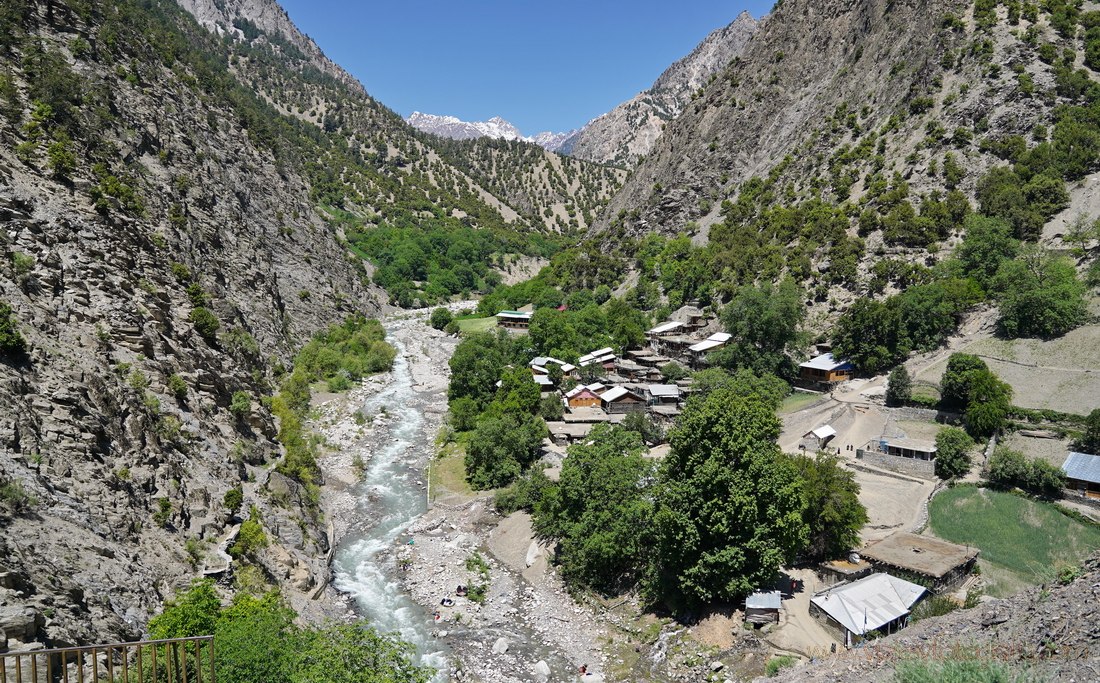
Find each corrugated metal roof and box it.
[810,573,925,636]
[808,425,837,440]
[1063,452,1100,484]
[496,310,532,318]
[648,384,680,398]
[648,321,684,335]
[602,386,641,402]
[689,339,725,353]
[746,590,782,610]
[708,332,732,343]
[534,375,553,386]
[799,353,853,371]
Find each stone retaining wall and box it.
[856,448,936,479]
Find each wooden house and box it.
[860,532,978,593]
[799,353,854,383]
[496,310,533,329]
[646,384,681,405]
[688,332,732,368]
[564,384,603,409]
[1062,452,1100,500]
[600,386,646,414]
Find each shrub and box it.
[0,302,27,356]
[190,307,220,341]
[230,391,251,419]
[154,498,173,527]
[230,510,268,559]
[429,307,453,330]
[0,479,36,514]
[167,373,188,399]
[223,486,243,515]
[987,446,1066,497]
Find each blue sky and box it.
[279,1,775,134]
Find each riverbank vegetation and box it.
[150,580,432,683]
[271,315,396,497]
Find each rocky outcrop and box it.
[563,11,760,167]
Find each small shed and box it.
[801,425,837,451]
[799,353,854,383]
[1062,452,1100,500]
[688,332,732,367]
[744,590,782,625]
[601,386,646,414]
[809,573,926,648]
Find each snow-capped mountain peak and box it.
[406,111,575,152]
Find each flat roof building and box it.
[860,532,978,592]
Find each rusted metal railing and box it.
[0,635,214,683]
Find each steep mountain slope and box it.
[0,0,618,650]
[562,11,760,168]
[0,0,378,648]
[596,0,1095,245]
[407,111,576,152]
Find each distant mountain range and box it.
[406,11,761,167]
[406,112,576,152]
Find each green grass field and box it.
[778,391,825,414]
[429,442,476,501]
[929,487,1100,596]
[455,316,498,334]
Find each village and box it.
[491,304,1100,658]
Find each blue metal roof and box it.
[1062,452,1100,484]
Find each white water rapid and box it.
[331,342,450,677]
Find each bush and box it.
[190,307,220,341]
[223,486,243,515]
[987,447,1066,497]
[886,365,912,406]
[0,302,27,356]
[935,427,974,479]
[230,510,268,559]
[154,498,172,527]
[429,307,453,330]
[230,391,251,419]
[168,373,188,399]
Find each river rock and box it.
[491,636,509,654]
[533,660,551,681]
[525,540,542,567]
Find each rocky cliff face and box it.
[593,0,1082,243]
[0,0,380,650]
[562,11,760,168]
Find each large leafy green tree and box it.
[448,331,516,410]
[533,425,656,594]
[150,582,431,683]
[886,365,912,407]
[1081,408,1100,455]
[788,453,867,562]
[993,245,1088,339]
[645,387,807,611]
[712,278,806,378]
[465,412,546,489]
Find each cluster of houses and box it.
[746,530,980,648]
[529,348,688,445]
